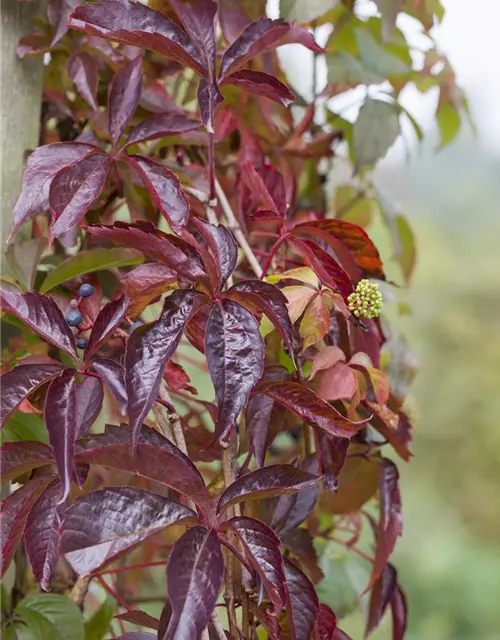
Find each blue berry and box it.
[129,321,144,334]
[79,283,95,298]
[77,338,87,349]
[66,310,83,327]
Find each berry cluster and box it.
[65,283,95,349]
[348,279,383,319]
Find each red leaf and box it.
[226,280,296,362]
[253,381,365,437]
[67,52,99,110]
[115,610,160,630]
[0,442,54,483]
[280,24,324,53]
[391,582,408,640]
[45,370,78,504]
[165,527,223,640]
[317,603,337,640]
[69,0,205,75]
[92,359,127,415]
[164,361,196,394]
[1,476,54,578]
[369,459,403,590]
[317,363,358,402]
[242,163,287,217]
[291,238,353,301]
[310,346,345,379]
[220,17,290,78]
[24,480,66,590]
[197,77,224,132]
[189,217,238,288]
[169,0,218,77]
[293,219,385,279]
[76,424,210,508]
[48,0,79,45]
[283,557,319,639]
[61,486,195,575]
[222,70,295,106]
[123,112,200,148]
[0,364,66,428]
[315,432,349,492]
[125,290,202,450]
[85,295,128,361]
[185,303,210,353]
[87,222,207,281]
[272,458,319,536]
[123,155,189,230]
[0,291,78,359]
[205,300,264,443]
[229,516,286,614]
[366,563,397,637]
[108,56,143,146]
[76,376,104,439]
[246,366,288,467]
[217,464,320,513]
[49,153,111,239]
[120,263,178,317]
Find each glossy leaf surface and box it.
[85,295,128,361]
[124,112,200,148]
[108,56,143,146]
[0,441,54,483]
[284,557,319,640]
[67,52,98,110]
[222,70,295,106]
[75,376,104,438]
[92,359,127,415]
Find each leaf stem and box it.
[208,132,216,201]
[70,576,91,608]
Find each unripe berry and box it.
[348,279,383,319]
[129,321,144,334]
[69,299,79,309]
[77,338,87,349]
[79,283,94,298]
[66,310,83,327]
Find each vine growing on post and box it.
[1,0,467,638]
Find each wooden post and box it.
[1,0,44,256]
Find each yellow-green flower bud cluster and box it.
[348,279,383,319]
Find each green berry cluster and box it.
[348,279,383,319]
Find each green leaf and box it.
[436,99,461,148]
[84,596,115,640]
[374,0,403,41]
[15,594,85,640]
[280,0,338,23]
[353,98,400,170]
[326,51,383,87]
[5,238,47,292]
[355,28,410,77]
[1,414,48,445]
[40,248,143,293]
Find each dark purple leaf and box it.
[220,17,290,78]
[85,295,128,361]
[253,381,366,437]
[197,78,224,133]
[317,604,337,640]
[1,475,54,578]
[227,280,296,362]
[229,516,286,614]
[45,371,78,504]
[0,442,54,483]
[0,363,66,428]
[272,458,319,535]
[315,432,349,492]
[76,425,210,508]
[366,563,397,637]
[205,299,264,444]
[222,70,295,106]
[157,602,172,639]
[165,526,223,640]
[123,112,200,148]
[67,52,99,110]
[9,142,97,241]
[87,222,207,281]
[245,366,288,468]
[369,459,403,590]
[49,152,111,239]
[115,610,160,630]
[280,24,324,53]
[125,290,201,451]
[24,480,66,590]
[123,155,189,230]
[291,238,353,301]
[48,0,79,45]
[189,217,237,288]
[92,359,127,415]
[0,291,78,358]
[391,583,408,640]
[69,0,205,75]
[61,486,195,575]
[293,219,385,280]
[218,464,320,513]
[76,376,104,438]
[108,56,143,146]
[242,163,287,216]
[169,0,218,76]
[283,557,319,640]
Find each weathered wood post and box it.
[1,0,44,257]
